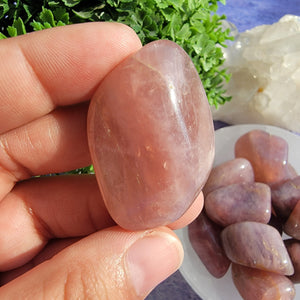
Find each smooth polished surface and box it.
[88,40,214,230]
[272,176,300,219]
[285,239,300,284]
[205,182,271,227]
[232,263,295,300]
[188,212,231,278]
[203,158,254,196]
[221,222,294,276]
[235,130,288,185]
[284,200,300,239]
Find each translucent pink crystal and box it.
[203,158,254,196]
[205,182,271,227]
[188,212,231,278]
[88,40,214,230]
[232,263,295,300]
[221,221,294,275]
[235,130,288,185]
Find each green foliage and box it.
[0,0,233,174]
[0,0,232,107]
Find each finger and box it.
[0,22,142,134]
[0,227,183,300]
[0,103,91,191]
[168,192,204,230]
[0,238,79,286]
[0,175,115,271]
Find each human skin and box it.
[0,23,203,299]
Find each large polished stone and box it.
[88,40,214,230]
[221,221,294,275]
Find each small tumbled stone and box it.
[188,212,231,278]
[235,130,288,185]
[221,221,294,275]
[285,239,300,283]
[203,158,254,196]
[88,40,214,230]
[232,263,295,300]
[205,182,271,227]
[284,200,300,239]
[271,176,300,219]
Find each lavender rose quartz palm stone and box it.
[87,40,215,230]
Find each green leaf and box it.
[0,32,7,39]
[53,7,69,24]
[9,17,27,36]
[7,25,17,37]
[39,7,56,27]
[30,20,44,31]
[61,0,81,8]
[176,23,191,40]
[0,0,9,19]
[72,9,93,20]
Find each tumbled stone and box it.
[235,130,289,185]
[221,221,294,275]
[188,212,231,278]
[271,176,300,219]
[205,182,271,227]
[284,200,300,239]
[88,40,215,230]
[232,263,295,300]
[203,158,254,196]
[285,239,300,283]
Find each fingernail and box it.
[126,231,183,297]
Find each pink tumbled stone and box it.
[232,263,295,300]
[285,239,300,283]
[235,130,288,185]
[88,40,214,230]
[205,182,271,227]
[271,176,300,219]
[203,158,254,196]
[188,212,231,278]
[221,222,294,275]
[284,200,300,239]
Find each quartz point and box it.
[87,40,214,230]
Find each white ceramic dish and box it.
[176,124,300,300]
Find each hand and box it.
[0,23,203,299]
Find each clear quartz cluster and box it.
[213,15,300,132]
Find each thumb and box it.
[0,226,183,300]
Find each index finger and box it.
[0,22,142,134]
